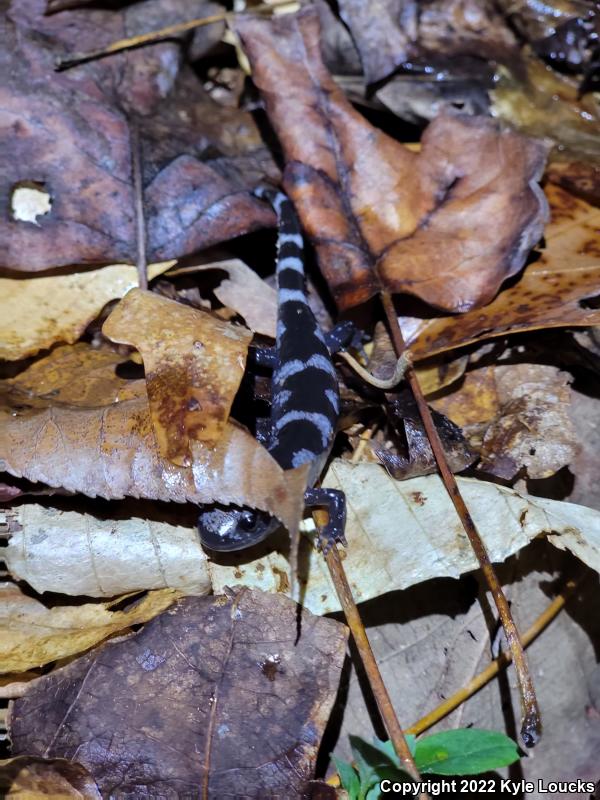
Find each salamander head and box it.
[197,505,280,551]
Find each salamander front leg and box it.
[303,487,347,553]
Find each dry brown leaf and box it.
[0,583,180,673]
[103,290,252,463]
[169,259,278,337]
[1,505,210,598]
[235,9,548,313]
[0,263,173,361]
[408,184,600,359]
[433,364,577,480]
[0,348,307,535]
[1,1,275,271]
[210,460,600,614]
[338,0,517,84]
[9,590,348,799]
[0,757,101,799]
[5,342,138,406]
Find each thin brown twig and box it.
[313,511,425,793]
[130,120,147,291]
[55,0,295,70]
[407,579,578,736]
[379,290,541,748]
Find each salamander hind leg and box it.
[197,505,280,552]
[303,487,347,553]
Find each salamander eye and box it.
[239,510,259,531]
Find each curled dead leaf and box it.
[103,289,252,463]
[0,345,307,535]
[2,504,210,598]
[434,363,577,480]
[0,583,180,673]
[407,184,600,359]
[235,9,549,313]
[0,263,173,361]
[168,259,278,338]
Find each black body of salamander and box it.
[197,189,351,553]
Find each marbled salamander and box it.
[197,189,351,553]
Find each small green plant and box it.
[333,728,521,799]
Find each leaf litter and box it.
[1,0,600,793]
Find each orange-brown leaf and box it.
[235,9,549,313]
[407,185,600,358]
[0,346,306,535]
[103,290,252,465]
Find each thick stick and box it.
[380,291,541,747]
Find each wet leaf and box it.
[9,590,348,799]
[209,460,600,614]
[1,504,210,598]
[338,0,517,84]
[103,290,252,463]
[0,757,101,799]
[408,184,600,359]
[235,9,548,313]
[0,263,173,361]
[0,583,179,673]
[433,364,577,480]
[492,53,600,164]
[0,347,307,535]
[1,0,274,271]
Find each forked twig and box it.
[313,510,426,794]
[407,579,578,735]
[380,290,541,747]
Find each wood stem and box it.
[313,510,424,790]
[380,290,541,747]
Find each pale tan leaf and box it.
[1,505,210,598]
[0,756,101,799]
[210,460,600,614]
[0,584,180,673]
[169,259,277,337]
[0,262,174,361]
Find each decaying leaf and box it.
[103,290,252,463]
[0,348,307,535]
[338,0,517,84]
[407,184,600,359]
[1,504,210,598]
[492,52,600,164]
[9,590,348,799]
[0,757,101,799]
[0,263,173,361]
[1,0,274,271]
[210,460,600,614]
[433,364,577,480]
[169,259,278,338]
[235,9,548,313]
[375,387,476,479]
[0,583,180,673]
[5,343,139,407]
